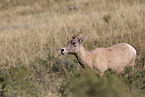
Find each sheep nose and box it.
[61,48,64,52]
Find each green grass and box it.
[0,57,144,97]
[0,0,145,96]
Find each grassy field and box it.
[0,0,145,97]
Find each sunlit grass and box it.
[0,0,145,96]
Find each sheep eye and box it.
[72,42,76,45]
[72,42,77,46]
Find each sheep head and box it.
[61,32,84,55]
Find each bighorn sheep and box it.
[61,33,136,76]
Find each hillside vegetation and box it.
[0,0,145,97]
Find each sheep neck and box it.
[74,45,90,68]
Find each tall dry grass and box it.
[0,0,145,97]
[0,0,144,66]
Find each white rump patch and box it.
[126,44,136,55]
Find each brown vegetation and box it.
[0,0,145,96]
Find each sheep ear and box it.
[79,37,84,43]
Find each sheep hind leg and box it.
[116,68,125,75]
[128,59,135,66]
